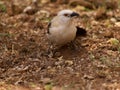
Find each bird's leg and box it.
[69,40,80,50]
[47,43,59,58]
[47,45,54,58]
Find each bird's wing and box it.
[47,16,60,34]
[76,26,87,37]
[47,22,51,34]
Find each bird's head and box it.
[57,9,79,23]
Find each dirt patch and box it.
[0,0,120,90]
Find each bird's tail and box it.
[76,26,87,37]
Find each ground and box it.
[0,0,120,90]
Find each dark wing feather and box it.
[76,26,87,37]
[47,22,51,34]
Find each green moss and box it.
[0,4,6,12]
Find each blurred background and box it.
[0,0,120,90]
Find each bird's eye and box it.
[64,14,69,17]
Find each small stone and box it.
[65,60,73,65]
[91,20,98,25]
[41,0,49,4]
[23,6,37,15]
[57,56,63,61]
[32,0,37,3]
[106,11,113,17]
[74,5,86,11]
[115,22,120,27]
[110,18,117,23]
[83,75,94,80]
[23,6,32,13]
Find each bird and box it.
[46,9,86,56]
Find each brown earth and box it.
[0,0,120,90]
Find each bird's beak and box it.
[70,12,79,17]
